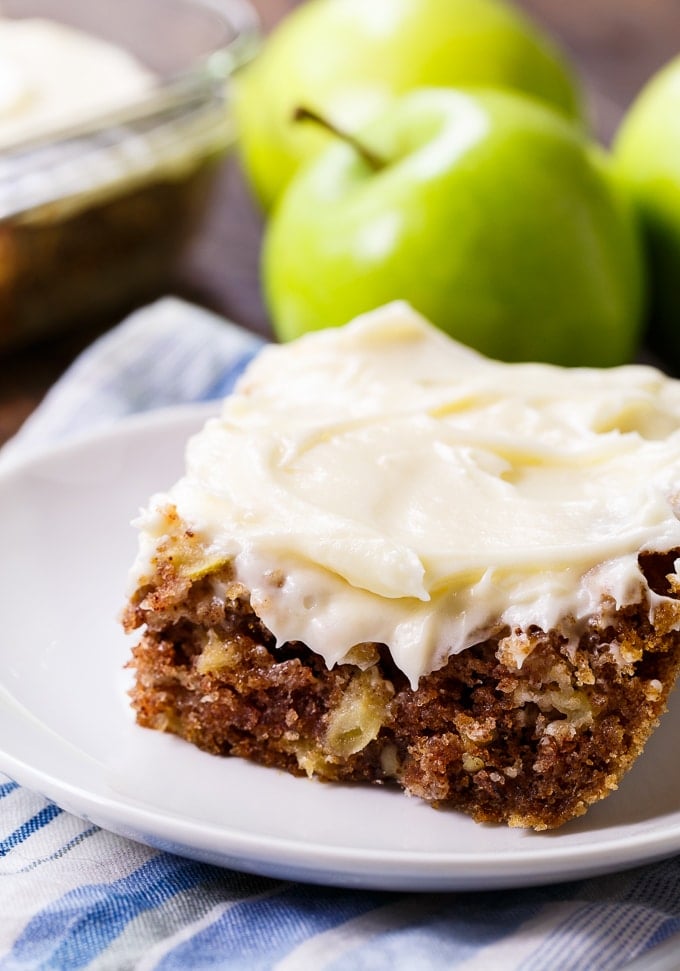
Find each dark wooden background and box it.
[1,0,678,446]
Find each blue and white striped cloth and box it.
[1,298,680,970]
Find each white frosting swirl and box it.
[135,303,680,687]
[0,18,153,148]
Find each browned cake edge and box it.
[123,508,680,831]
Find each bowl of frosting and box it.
[0,0,259,349]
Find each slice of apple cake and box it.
[123,302,680,829]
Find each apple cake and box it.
[123,303,680,830]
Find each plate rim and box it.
[4,728,680,891]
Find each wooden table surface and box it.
[1,0,678,447]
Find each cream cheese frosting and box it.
[0,18,154,148]
[133,303,680,687]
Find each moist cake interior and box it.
[124,525,680,831]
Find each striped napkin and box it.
[1,298,680,971]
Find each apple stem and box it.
[292,105,387,172]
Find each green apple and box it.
[263,87,644,367]
[613,56,680,372]
[234,0,582,211]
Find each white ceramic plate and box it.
[1,404,680,892]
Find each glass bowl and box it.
[0,0,260,350]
